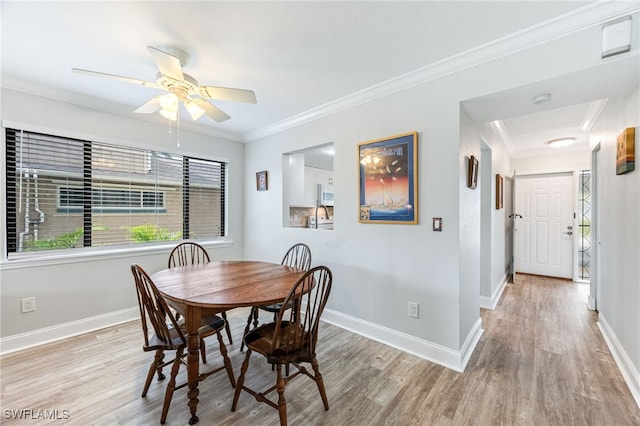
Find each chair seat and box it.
[146,326,186,351]
[244,321,312,364]
[199,314,226,334]
[176,314,225,334]
[146,315,223,351]
[258,303,282,312]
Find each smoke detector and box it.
[533,93,551,104]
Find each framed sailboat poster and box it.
[358,131,418,224]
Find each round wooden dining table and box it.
[151,260,306,425]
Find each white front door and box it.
[515,173,574,279]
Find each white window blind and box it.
[5,128,226,257]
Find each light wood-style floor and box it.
[1,274,639,425]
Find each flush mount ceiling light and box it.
[533,93,551,104]
[548,138,575,148]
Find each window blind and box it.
[5,128,226,258]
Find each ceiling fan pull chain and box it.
[177,111,181,148]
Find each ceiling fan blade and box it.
[71,68,157,88]
[200,86,257,104]
[134,96,162,114]
[147,46,184,81]
[193,99,231,122]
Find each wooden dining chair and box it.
[231,265,332,426]
[131,264,235,424]
[168,242,234,352]
[241,243,311,351]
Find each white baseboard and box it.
[460,318,484,370]
[2,305,488,375]
[597,314,640,409]
[480,273,508,310]
[322,308,483,373]
[0,307,139,355]
[587,294,596,311]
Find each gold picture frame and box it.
[358,131,418,224]
[496,174,504,209]
[616,127,635,175]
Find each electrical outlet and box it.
[408,301,419,318]
[21,297,36,313]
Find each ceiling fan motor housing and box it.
[156,72,199,100]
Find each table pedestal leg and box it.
[187,330,200,424]
[186,308,201,425]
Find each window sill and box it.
[0,239,235,271]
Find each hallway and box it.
[472,274,639,424]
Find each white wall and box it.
[590,87,640,406]
[0,89,245,347]
[458,107,482,349]
[243,20,625,370]
[474,122,513,308]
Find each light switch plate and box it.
[433,217,442,231]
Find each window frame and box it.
[3,127,230,261]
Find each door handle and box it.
[563,231,573,235]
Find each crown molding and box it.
[489,120,515,158]
[243,1,639,142]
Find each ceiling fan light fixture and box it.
[185,100,205,121]
[159,108,177,121]
[159,93,179,112]
[548,137,575,147]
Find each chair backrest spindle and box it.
[281,243,312,271]
[168,242,211,268]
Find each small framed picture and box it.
[496,174,504,209]
[616,127,635,175]
[467,155,479,189]
[256,170,268,191]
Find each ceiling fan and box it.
[72,46,257,123]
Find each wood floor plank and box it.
[1,274,639,425]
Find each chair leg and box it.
[221,311,233,345]
[160,348,183,424]
[231,349,252,411]
[252,307,260,328]
[199,337,207,364]
[157,351,167,380]
[240,307,257,352]
[142,350,164,397]
[216,330,236,387]
[310,357,329,411]
[275,364,288,426]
